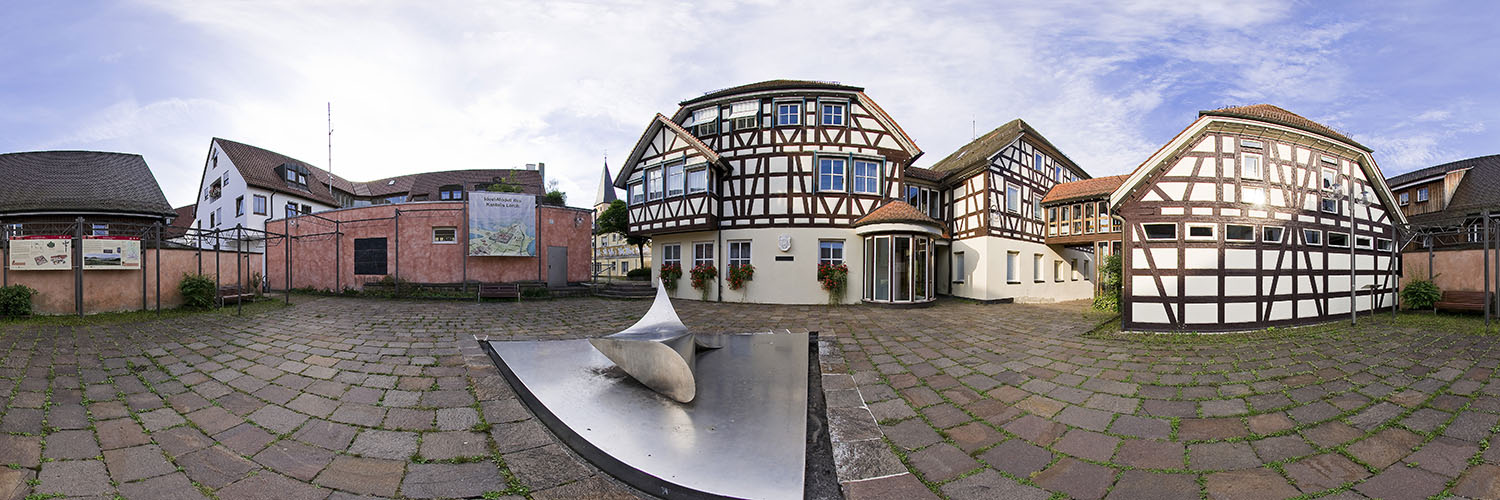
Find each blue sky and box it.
[2,0,1496,208]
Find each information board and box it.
[7,236,71,271]
[82,236,142,270]
[468,192,537,257]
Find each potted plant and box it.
[689,263,717,300]
[659,263,683,291]
[727,263,754,296]
[818,262,848,305]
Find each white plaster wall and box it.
[650,228,864,305]
[948,236,1094,302]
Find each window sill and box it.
[1007,280,1021,284]
[951,281,965,285]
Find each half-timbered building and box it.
[615,80,923,304]
[926,119,1100,303]
[1111,105,1406,332]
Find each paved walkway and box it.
[2,296,1499,499]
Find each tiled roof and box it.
[904,166,944,182]
[164,205,196,238]
[1199,104,1370,152]
[358,169,543,200]
[215,138,349,205]
[1387,154,1500,188]
[1438,155,1500,215]
[615,114,724,188]
[1042,175,1129,205]
[853,200,944,229]
[926,119,1086,180]
[680,80,864,106]
[0,151,175,218]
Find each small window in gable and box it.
[1328,232,1350,248]
[1399,192,1409,206]
[1241,153,1262,180]
[1185,224,1216,241]
[1303,229,1323,246]
[1263,226,1285,243]
[1143,223,1177,241]
[1225,224,1255,242]
[690,107,719,136]
[1417,187,1430,202]
[1355,236,1373,249]
[1376,238,1392,251]
[1240,138,1264,149]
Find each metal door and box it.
[547,246,567,288]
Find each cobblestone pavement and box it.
[3,296,1499,500]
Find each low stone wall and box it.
[2,247,262,315]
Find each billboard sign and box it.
[468,192,537,257]
[8,235,72,271]
[82,236,142,270]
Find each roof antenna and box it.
[327,102,335,199]
[971,117,976,140]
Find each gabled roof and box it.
[595,161,617,206]
[680,80,864,106]
[0,151,175,218]
[1108,106,1407,226]
[379,169,543,199]
[1386,153,1499,188]
[214,138,350,205]
[1433,155,1500,215]
[1200,104,1371,153]
[904,166,944,183]
[853,200,944,229]
[1042,175,1128,205]
[165,204,197,238]
[925,119,1086,180]
[615,114,724,188]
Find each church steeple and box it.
[594,156,618,209]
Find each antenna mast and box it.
[327,102,334,199]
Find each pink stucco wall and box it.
[1402,248,1495,293]
[264,201,593,291]
[1,247,261,315]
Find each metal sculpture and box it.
[589,285,721,403]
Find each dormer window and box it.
[1417,187,1429,202]
[688,107,719,136]
[728,101,758,131]
[438,185,463,200]
[281,163,309,187]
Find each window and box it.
[1321,197,1339,213]
[852,159,880,194]
[728,241,751,268]
[1242,186,1266,206]
[629,182,645,204]
[952,252,965,283]
[820,102,846,126]
[253,195,267,215]
[687,168,708,194]
[621,262,629,273]
[285,202,298,218]
[691,107,719,135]
[647,168,663,200]
[1186,224,1216,241]
[666,162,685,197]
[1006,184,1021,213]
[1263,226,1285,243]
[1072,204,1082,234]
[1070,258,1079,280]
[1047,207,1059,235]
[432,227,457,244]
[1054,260,1064,282]
[1417,187,1430,202]
[729,101,757,130]
[927,190,941,220]
[1321,167,1338,191]
[1084,203,1095,233]
[353,238,387,275]
[1081,259,1090,280]
[1399,192,1409,206]
[1328,232,1350,248]
[819,241,844,266]
[776,102,800,126]
[439,185,463,200]
[1225,224,1255,242]
[90,224,108,236]
[1006,251,1019,283]
[661,244,682,268]
[1376,238,1392,251]
[1033,254,1044,282]
[1240,139,1264,149]
[1143,223,1177,241]
[1303,229,1323,246]
[693,242,714,268]
[1355,236,1373,249]
[1034,153,1045,173]
[1033,199,1044,221]
[235,196,244,217]
[301,204,312,214]
[285,169,298,182]
[818,158,846,191]
[1241,154,1262,179]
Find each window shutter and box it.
[685,107,719,127]
[727,101,757,119]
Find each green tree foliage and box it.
[1093,254,1122,313]
[596,200,650,269]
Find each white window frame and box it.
[1321,197,1339,214]
[852,159,881,194]
[1224,224,1256,242]
[432,226,457,244]
[1054,260,1064,282]
[818,157,846,192]
[1033,253,1044,282]
[952,252,965,284]
[819,101,846,127]
[647,168,663,201]
[1398,192,1409,206]
[686,168,708,194]
[728,100,758,131]
[666,162,685,198]
[1241,153,1262,180]
[728,240,751,268]
[628,182,645,205]
[1328,232,1350,248]
[1006,251,1019,284]
[1376,238,1392,251]
[1142,223,1178,241]
[1321,166,1338,191]
[1240,139,1264,149]
[661,244,682,267]
[775,102,800,126]
[1303,229,1323,246]
[1006,184,1021,213]
[1355,235,1373,249]
[1262,226,1285,243]
[1417,187,1430,202]
[1070,258,1079,281]
[1033,152,1045,173]
[818,240,844,266]
[1033,198,1044,220]
[1185,223,1217,241]
[253,195,267,215]
[693,242,714,268]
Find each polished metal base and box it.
[587,286,722,403]
[485,330,809,500]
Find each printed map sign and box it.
[8,236,71,270]
[469,192,536,257]
[82,236,142,270]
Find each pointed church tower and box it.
[594,159,618,211]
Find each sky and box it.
[2,0,1497,209]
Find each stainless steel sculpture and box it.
[589,285,721,403]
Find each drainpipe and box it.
[716,228,723,303]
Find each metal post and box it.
[2,219,8,287]
[196,220,202,275]
[155,223,161,315]
[1494,214,1500,325]
[394,209,400,296]
[284,226,290,305]
[1390,226,1398,319]
[1484,211,1491,327]
[236,224,243,316]
[142,225,148,311]
[461,201,468,294]
[335,219,341,293]
[75,217,84,317]
[1348,189,1356,326]
[1427,236,1435,313]
[214,229,221,300]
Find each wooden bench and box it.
[477,283,521,302]
[1435,291,1491,312]
[217,286,253,306]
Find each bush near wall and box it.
[0,284,38,318]
[1401,275,1442,310]
[179,274,217,310]
[626,267,651,280]
[1094,254,1122,313]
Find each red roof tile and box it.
[1199,104,1370,152]
[853,200,944,229]
[1042,175,1128,205]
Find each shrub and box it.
[626,267,650,280]
[726,264,754,291]
[521,287,550,299]
[0,284,37,318]
[1401,274,1442,310]
[1093,254,1122,313]
[659,263,683,291]
[689,263,716,300]
[817,262,849,306]
[179,274,217,310]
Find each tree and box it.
[541,178,567,206]
[596,200,649,269]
